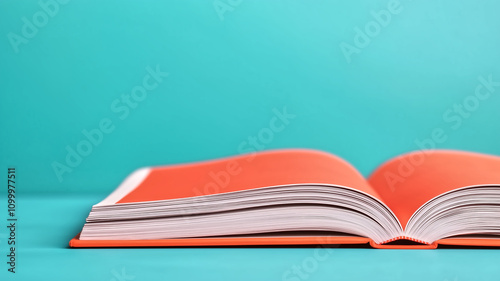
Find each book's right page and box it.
[368,150,500,231]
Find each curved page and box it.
[368,150,500,228]
[99,149,380,205]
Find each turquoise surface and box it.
[2,195,500,281]
[1,0,500,280]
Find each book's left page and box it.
[72,149,397,248]
[97,149,382,206]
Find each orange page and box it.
[368,150,500,228]
[117,149,380,204]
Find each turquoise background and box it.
[1,0,500,280]
[1,0,500,193]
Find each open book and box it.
[70,149,500,249]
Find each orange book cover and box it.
[70,149,500,249]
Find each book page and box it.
[368,150,500,228]
[113,149,382,204]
